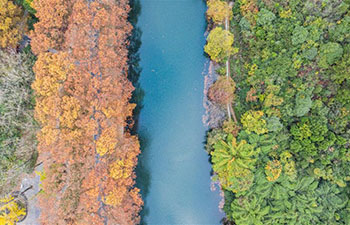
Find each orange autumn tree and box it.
[31,0,142,224]
[208,76,236,105]
[30,0,72,55]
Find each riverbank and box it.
[203,1,236,219]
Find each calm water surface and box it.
[136,0,223,224]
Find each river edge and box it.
[202,7,236,209]
[202,1,236,222]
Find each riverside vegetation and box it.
[205,0,350,224]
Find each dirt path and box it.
[18,165,42,225]
[225,1,237,123]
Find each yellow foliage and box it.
[86,187,99,199]
[96,128,118,156]
[60,128,83,144]
[59,96,81,129]
[34,96,60,124]
[241,110,268,134]
[0,0,23,48]
[102,102,136,120]
[207,0,232,24]
[265,160,282,182]
[204,27,237,62]
[25,0,33,7]
[279,9,292,19]
[32,76,60,97]
[0,195,14,204]
[248,63,258,76]
[37,125,59,147]
[109,160,133,180]
[0,195,26,225]
[264,93,284,107]
[101,104,122,119]
[103,187,126,206]
[240,0,258,26]
[32,52,71,97]
[280,151,297,180]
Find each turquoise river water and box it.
[135,0,223,224]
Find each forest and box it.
[0,0,142,224]
[2,0,350,224]
[205,0,350,224]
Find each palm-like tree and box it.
[211,135,259,193]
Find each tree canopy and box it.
[206,0,350,224]
[31,0,142,223]
[0,0,24,48]
[207,0,232,24]
[208,76,236,105]
[204,27,236,62]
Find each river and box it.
[134,0,223,224]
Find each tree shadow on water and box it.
[135,130,151,225]
[128,1,151,224]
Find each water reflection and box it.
[128,1,151,224]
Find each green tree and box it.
[211,134,260,193]
[292,25,309,45]
[295,92,312,117]
[256,8,275,26]
[208,1,350,224]
[319,42,343,69]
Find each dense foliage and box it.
[208,76,236,105]
[206,0,350,224]
[0,0,25,48]
[31,0,142,224]
[205,26,236,62]
[207,0,233,24]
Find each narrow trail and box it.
[225,16,231,121]
[225,1,237,123]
